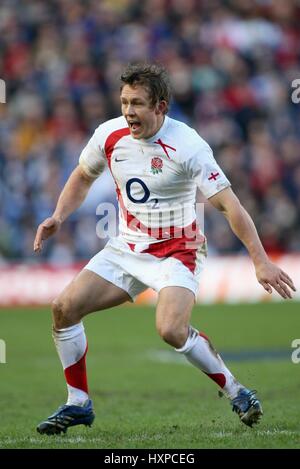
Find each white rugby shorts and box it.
[84,236,207,301]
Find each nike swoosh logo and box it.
[115,157,128,162]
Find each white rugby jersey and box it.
[79,115,230,245]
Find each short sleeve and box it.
[79,132,107,178]
[183,139,231,199]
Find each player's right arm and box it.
[34,123,107,253]
[34,165,96,252]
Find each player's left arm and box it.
[209,186,296,299]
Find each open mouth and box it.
[128,121,141,132]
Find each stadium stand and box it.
[1,0,300,266]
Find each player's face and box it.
[121,84,166,139]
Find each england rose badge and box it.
[151,157,163,174]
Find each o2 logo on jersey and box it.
[126,178,159,208]
[126,178,150,203]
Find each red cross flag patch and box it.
[208,171,220,181]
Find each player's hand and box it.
[255,261,296,299]
[33,217,61,253]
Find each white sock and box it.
[175,326,242,399]
[52,322,89,406]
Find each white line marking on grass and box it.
[146,349,290,364]
[0,436,105,446]
[146,350,189,365]
[211,429,298,439]
[212,431,234,438]
[255,430,298,437]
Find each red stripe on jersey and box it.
[64,345,88,393]
[140,228,202,273]
[103,127,136,226]
[118,190,140,227]
[119,192,205,243]
[103,127,150,235]
[103,128,205,247]
[104,127,130,170]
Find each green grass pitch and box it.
[0,302,299,449]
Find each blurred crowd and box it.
[0,0,300,265]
